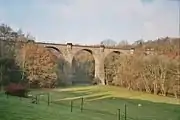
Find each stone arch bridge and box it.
[37,42,134,85]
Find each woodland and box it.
[0,24,179,98]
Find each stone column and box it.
[95,58,105,85]
[130,48,135,54]
[94,45,106,85]
[64,58,73,85]
[65,43,73,85]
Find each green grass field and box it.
[0,85,180,120]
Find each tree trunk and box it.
[174,92,178,99]
[161,83,168,96]
[153,82,158,95]
[0,65,3,91]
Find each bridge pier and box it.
[64,56,74,85]
[95,58,105,85]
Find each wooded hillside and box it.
[104,37,180,98]
[0,24,179,98]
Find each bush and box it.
[92,77,101,85]
[4,83,29,97]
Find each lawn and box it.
[0,85,180,120]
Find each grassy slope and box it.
[0,85,180,120]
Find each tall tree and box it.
[16,42,58,88]
[0,24,13,38]
[100,39,117,46]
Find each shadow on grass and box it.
[1,91,180,120]
[49,92,180,120]
[19,86,180,120]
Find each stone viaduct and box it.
[37,42,135,85]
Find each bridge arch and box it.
[105,51,121,58]
[44,46,71,85]
[104,50,122,85]
[45,46,62,54]
[73,48,93,56]
[71,49,96,85]
[44,46,65,63]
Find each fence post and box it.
[35,95,38,104]
[124,104,127,120]
[38,95,40,104]
[6,93,8,99]
[37,95,39,104]
[80,97,84,112]
[47,93,50,106]
[117,109,121,120]
[70,100,73,112]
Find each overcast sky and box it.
[0,0,179,45]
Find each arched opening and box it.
[45,46,62,55]
[72,49,95,85]
[44,46,69,86]
[104,51,121,85]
